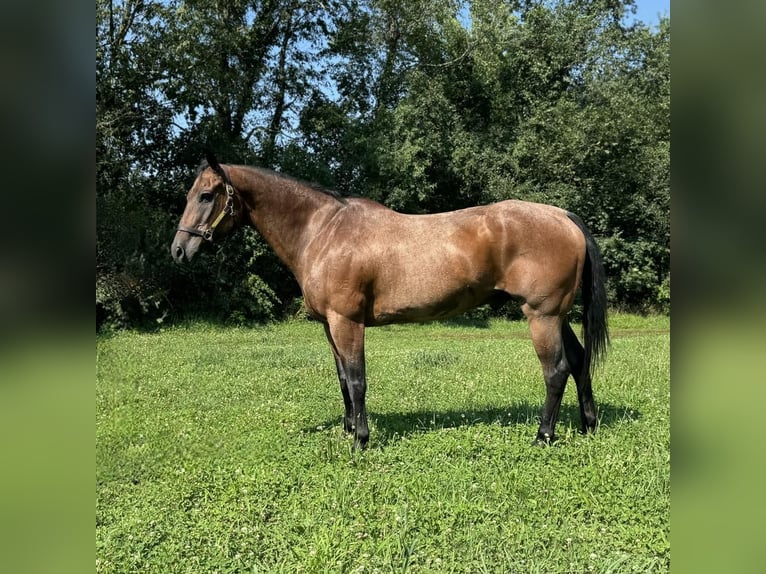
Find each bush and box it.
[600,234,669,313]
[96,272,168,331]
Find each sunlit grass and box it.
[97,314,669,573]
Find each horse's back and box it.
[304,198,585,323]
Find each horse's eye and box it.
[199,192,214,203]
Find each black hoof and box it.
[352,426,370,450]
[532,432,555,447]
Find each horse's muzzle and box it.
[171,232,201,263]
[172,243,185,263]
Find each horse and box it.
[171,153,609,449]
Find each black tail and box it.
[567,212,610,378]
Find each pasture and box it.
[96,314,669,573]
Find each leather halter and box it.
[177,169,237,242]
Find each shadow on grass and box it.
[308,401,641,446]
[438,315,492,329]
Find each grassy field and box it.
[97,314,669,573]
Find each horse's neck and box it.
[232,167,339,277]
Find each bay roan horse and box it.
[171,153,609,449]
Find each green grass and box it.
[97,315,669,573]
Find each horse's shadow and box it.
[308,401,640,446]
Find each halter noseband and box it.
[177,174,237,242]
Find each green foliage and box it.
[97,0,669,327]
[601,234,669,312]
[97,316,670,572]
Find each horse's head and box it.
[171,153,240,263]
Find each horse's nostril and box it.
[174,245,184,260]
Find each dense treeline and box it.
[97,0,669,329]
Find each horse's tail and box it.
[567,212,610,377]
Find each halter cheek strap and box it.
[177,182,237,242]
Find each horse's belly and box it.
[369,274,494,326]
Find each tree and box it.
[97,0,670,328]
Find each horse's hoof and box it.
[352,430,369,450]
[532,433,554,447]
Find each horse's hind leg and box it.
[526,310,571,444]
[562,321,598,434]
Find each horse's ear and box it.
[205,150,224,177]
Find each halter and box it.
[177,177,237,242]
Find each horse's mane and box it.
[196,160,346,203]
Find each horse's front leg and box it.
[323,324,354,433]
[324,313,369,449]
